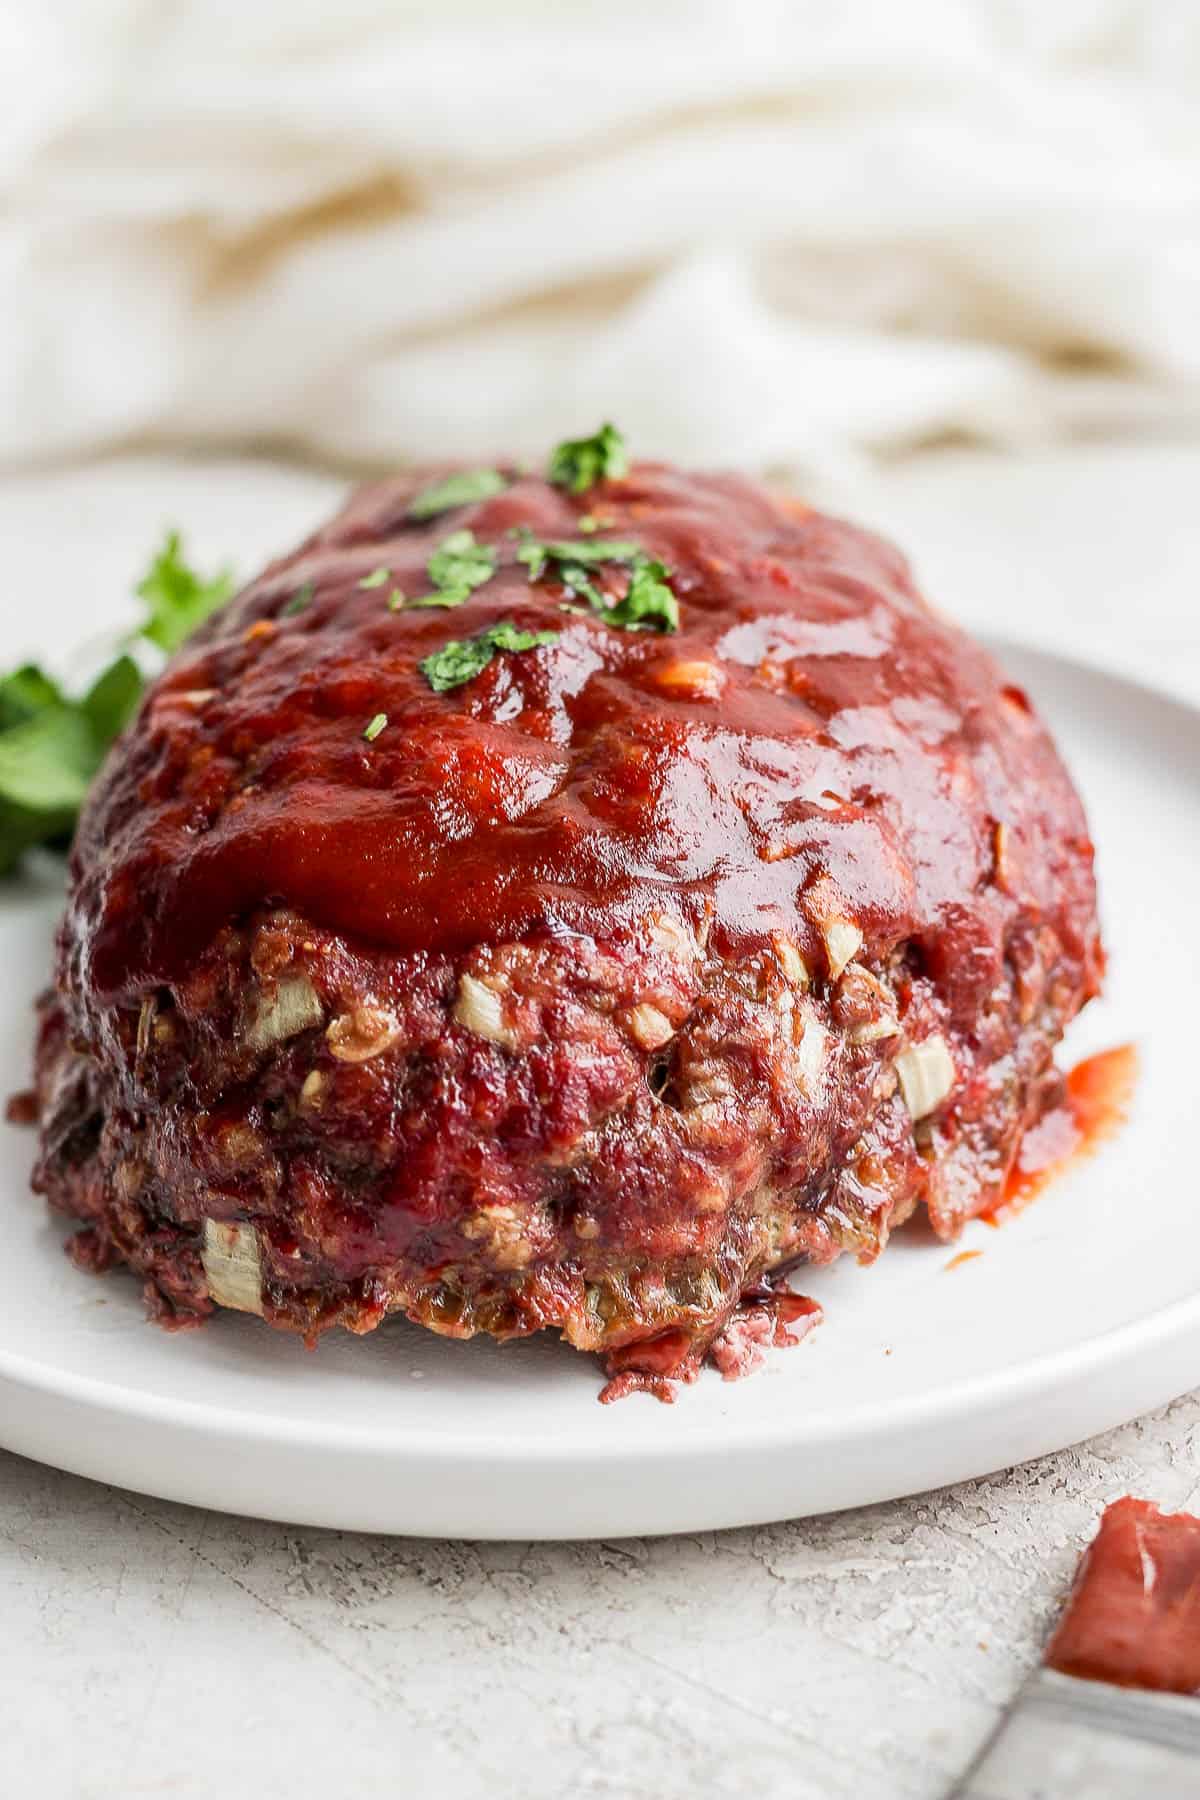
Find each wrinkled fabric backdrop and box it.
[5,0,1200,475]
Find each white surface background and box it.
[7,1,1200,473]
[1,444,1198,1798]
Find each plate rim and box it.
[1,1258,1197,1463]
[2,633,1198,1529]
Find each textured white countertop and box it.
[2,445,1199,1800]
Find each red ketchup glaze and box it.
[985,1043,1137,1226]
[66,464,1102,1015]
[1045,1499,1200,1694]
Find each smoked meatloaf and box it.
[30,453,1103,1376]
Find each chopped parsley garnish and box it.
[410,529,497,609]
[363,712,389,742]
[605,558,679,632]
[0,529,235,875]
[420,622,559,693]
[551,564,605,610]
[407,468,508,521]
[547,423,628,495]
[283,582,314,616]
[358,567,390,590]
[514,532,640,582]
[135,530,235,654]
[515,531,679,634]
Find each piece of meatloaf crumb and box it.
[30,456,1103,1368]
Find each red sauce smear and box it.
[945,1249,982,1271]
[1045,1498,1200,1694]
[985,1043,1137,1227]
[66,464,1103,1016]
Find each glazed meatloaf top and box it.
[40,453,1103,1363]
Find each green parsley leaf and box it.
[427,529,495,591]
[408,469,509,522]
[0,664,64,732]
[0,527,238,875]
[0,656,145,876]
[555,564,605,609]
[420,621,559,693]
[358,567,390,590]
[547,423,628,495]
[283,582,314,617]
[81,655,143,743]
[410,529,497,609]
[606,557,680,633]
[363,712,389,742]
[0,709,100,876]
[514,530,679,633]
[514,533,640,583]
[135,530,235,654]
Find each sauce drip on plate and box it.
[985,1043,1137,1227]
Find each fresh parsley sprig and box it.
[420,622,559,693]
[136,530,235,654]
[408,468,508,521]
[547,424,628,495]
[0,532,234,875]
[0,665,65,732]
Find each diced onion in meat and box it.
[851,1013,900,1045]
[326,1005,402,1063]
[841,964,899,1045]
[202,1219,264,1315]
[299,1070,326,1105]
[648,913,696,959]
[454,973,517,1047]
[822,919,863,982]
[245,974,324,1053]
[136,997,155,1058]
[796,1008,828,1090]
[895,1035,956,1120]
[772,935,810,989]
[627,1003,675,1050]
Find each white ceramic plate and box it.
[0,641,1196,1540]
